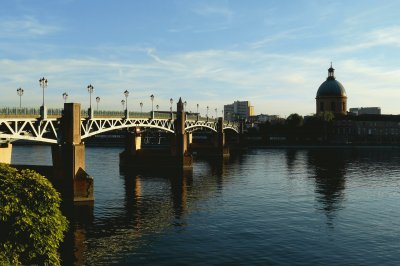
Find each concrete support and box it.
[175,98,192,169]
[0,143,12,164]
[126,128,142,155]
[53,103,94,202]
[216,117,229,157]
[187,132,193,145]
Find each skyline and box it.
[1,0,400,116]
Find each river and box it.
[11,145,400,265]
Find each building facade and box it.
[224,101,254,121]
[316,64,347,115]
[349,107,381,115]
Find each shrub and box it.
[0,163,68,265]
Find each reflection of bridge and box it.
[0,98,242,203]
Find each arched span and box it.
[185,124,217,133]
[223,126,239,134]
[81,118,174,140]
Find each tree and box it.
[0,164,68,265]
[286,113,304,127]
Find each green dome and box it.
[316,64,347,97]
[316,79,347,97]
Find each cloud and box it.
[0,16,60,38]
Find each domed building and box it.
[316,64,347,115]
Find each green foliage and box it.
[286,113,304,127]
[0,163,68,265]
[317,111,335,122]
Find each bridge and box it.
[0,98,241,203]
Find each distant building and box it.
[316,64,347,115]
[224,101,254,121]
[349,107,381,115]
[248,114,280,123]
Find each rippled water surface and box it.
[12,146,400,265]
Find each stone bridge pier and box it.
[52,103,94,202]
[0,143,12,164]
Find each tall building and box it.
[316,64,347,115]
[224,101,254,121]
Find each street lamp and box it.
[121,99,125,112]
[156,104,159,111]
[39,77,47,107]
[196,103,199,114]
[62,92,68,103]
[184,101,187,112]
[215,108,217,118]
[87,84,94,118]
[39,77,48,119]
[140,102,143,113]
[17,87,24,109]
[124,90,129,118]
[150,94,154,112]
[170,98,173,112]
[96,96,100,111]
[206,106,209,118]
[87,84,94,109]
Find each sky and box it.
[1,0,400,117]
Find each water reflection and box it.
[307,149,347,224]
[63,157,228,265]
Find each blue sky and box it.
[1,0,400,116]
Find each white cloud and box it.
[0,16,59,38]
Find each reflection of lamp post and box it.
[62,92,68,103]
[124,90,129,118]
[87,84,94,118]
[121,99,125,112]
[39,77,48,119]
[17,87,24,108]
[96,96,100,111]
[140,102,143,113]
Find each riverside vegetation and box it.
[0,164,68,265]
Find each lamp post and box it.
[184,101,187,112]
[140,102,143,113]
[170,98,173,111]
[215,108,217,118]
[150,94,154,119]
[62,92,68,103]
[124,90,129,119]
[156,104,159,111]
[96,96,100,111]
[150,94,154,112]
[17,87,24,109]
[39,77,48,119]
[206,106,209,118]
[87,84,94,118]
[121,99,125,112]
[196,103,199,114]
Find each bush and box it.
[0,163,68,265]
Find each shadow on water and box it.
[304,147,400,227]
[59,155,234,265]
